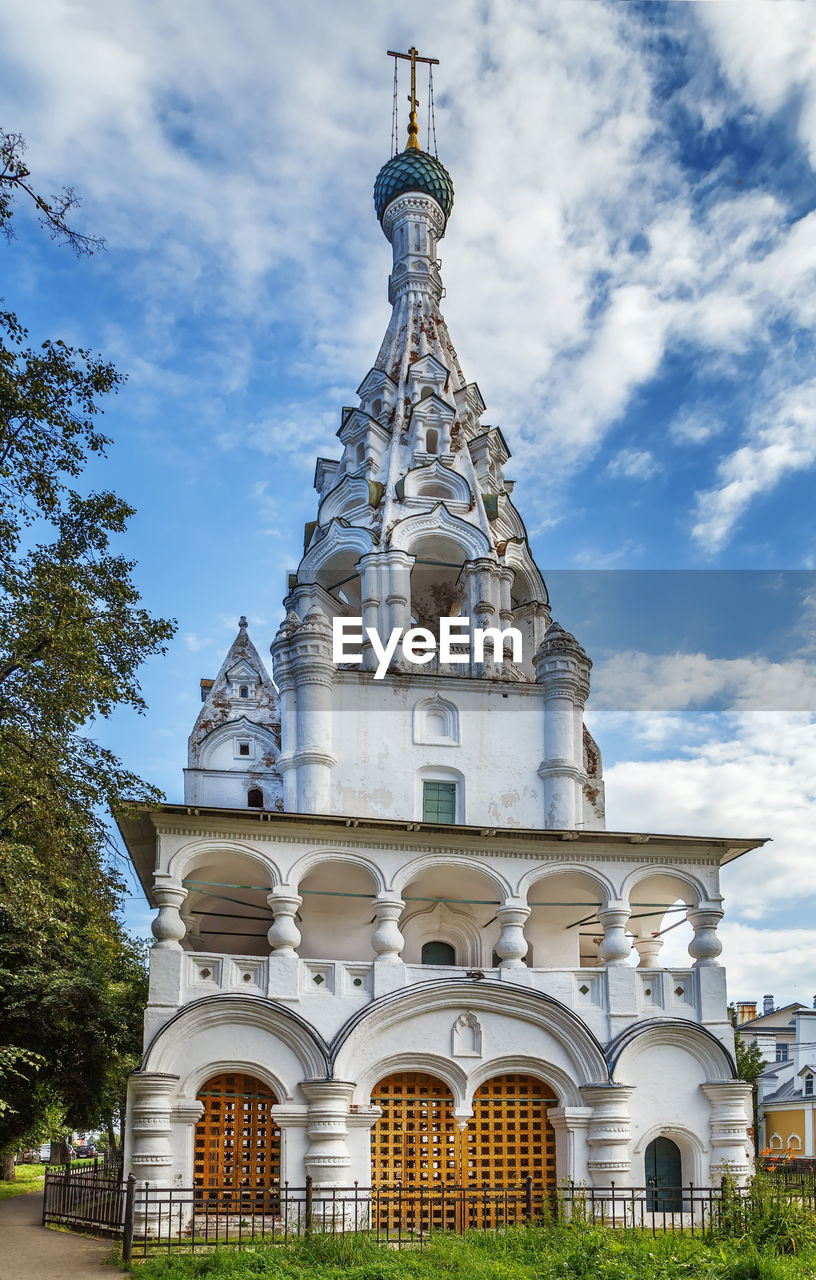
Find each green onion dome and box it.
[374,149,454,229]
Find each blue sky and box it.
[2,0,815,1003]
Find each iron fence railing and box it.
[40,1172,816,1262]
[42,1164,127,1237]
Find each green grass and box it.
[0,1157,102,1201]
[0,1162,47,1200]
[123,1227,816,1279]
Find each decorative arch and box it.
[389,505,492,561]
[356,1053,469,1108]
[402,460,472,506]
[141,995,330,1082]
[317,474,374,527]
[401,899,483,967]
[413,694,460,746]
[619,865,710,909]
[193,717,280,771]
[168,840,281,891]
[331,980,609,1096]
[297,518,376,584]
[502,539,548,606]
[286,848,386,896]
[607,1019,737,1080]
[516,862,617,907]
[179,1058,292,1107]
[464,1056,572,1108]
[392,853,512,901]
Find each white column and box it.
[300,1080,355,1191]
[597,904,632,967]
[267,890,302,957]
[287,608,336,814]
[127,1071,180,1233]
[687,906,724,967]
[495,901,530,969]
[172,1099,204,1187]
[548,1106,593,1184]
[151,884,187,950]
[580,1084,635,1185]
[634,936,664,968]
[701,1082,753,1184]
[535,623,591,829]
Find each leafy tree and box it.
[729,1005,768,1152]
[1,130,104,254]
[0,130,173,1178]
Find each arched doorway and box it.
[645,1136,682,1212]
[194,1072,280,1202]
[464,1074,557,1223]
[370,1071,458,1229]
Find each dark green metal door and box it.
[645,1136,682,1212]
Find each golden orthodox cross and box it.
[387,45,439,150]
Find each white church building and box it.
[119,64,761,1210]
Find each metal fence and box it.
[42,1162,128,1238]
[41,1172,816,1262]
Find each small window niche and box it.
[413,696,459,746]
[247,787,264,809]
[234,739,254,760]
[421,940,456,966]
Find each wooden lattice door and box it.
[464,1073,557,1222]
[194,1073,280,1199]
[370,1072,459,1230]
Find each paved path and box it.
[0,1191,115,1278]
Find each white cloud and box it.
[671,409,722,446]
[697,3,816,169]
[607,448,660,481]
[692,380,816,552]
[605,710,816,923]
[593,650,816,713]
[3,0,816,540]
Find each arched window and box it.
[247,787,264,808]
[421,939,456,966]
[806,1074,814,1097]
[425,427,439,455]
[239,685,249,698]
[356,442,365,465]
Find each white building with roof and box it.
[119,71,763,1215]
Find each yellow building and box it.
[737,998,816,1157]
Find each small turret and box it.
[185,616,282,811]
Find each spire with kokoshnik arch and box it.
[288,46,551,685]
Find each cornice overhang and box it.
[115,799,769,901]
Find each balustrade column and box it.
[151,884,187,949]
[597,903,632,966]
[687,906,724,967]
[267,890,302,956]
[495,901,530,969]
[371,896,405,962]
[633,935,664,968]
